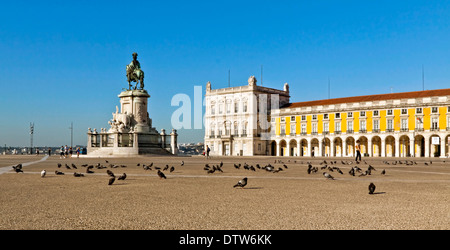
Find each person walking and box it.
[76,147,80,158]
[355,140,362,162]
[206,145,211,159]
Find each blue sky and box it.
[1,0,450,146]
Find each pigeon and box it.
[349,168,355,176]
[307,164,312,174]
[157,170,167,179]
[118,173,127,180]
[40,170,46,178]
[381,169,386,175]
[368,182,376,194]
[323,172,335,180]
[163,165,169,171]
[55,170,64,175]
[57,163,62,168]
[181,161,184,166]
[170,166,175,172]
[71,164,77,169]
[86,166,95,174]
[106,170,115,178]
[108,177,115,185]
[73,172,84,177]
[233,177,248,188]
[12,164,23,173]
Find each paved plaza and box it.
[0,155,449,230]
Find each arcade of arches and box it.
[269,134,450,158]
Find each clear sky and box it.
[1,0,450,147]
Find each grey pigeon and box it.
[323,172,335,180]
[233,177,248,188]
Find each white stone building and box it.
[204,76,290,156]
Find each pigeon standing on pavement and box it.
[233,177,248,188]
[157,170,167,179]
[40,170,46,178]
[368,182,376,194]
[323,172,335,180]
[118,173,127,180]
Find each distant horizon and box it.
[2,1,450,146]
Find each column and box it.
[160,129,166,148]
[330,139,335,157]
[395,137,400,157]
[276,141,280,157]
[409,139,415,157]
[297,141,301,157]
[318,139,323,157]
[381,139,386,157]
[424,136,430,157]
[368,139,372,157]
[440,136,446,158]
[307,139,312,157]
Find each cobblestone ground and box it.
[1,155,449,229]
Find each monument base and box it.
[87,89,178,157]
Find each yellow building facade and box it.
[270,88,450,158]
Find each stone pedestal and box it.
[87,89,178,156]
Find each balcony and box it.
[346,130,354,134]
[359,129,367,133]
[372,129,380,133]
[322,131,329,135]
[300,132,307,136]
[334,130,341,135]
[290,133,296,136]
[386,128,394,133]
[415,128,424,132]
[311,132,318,135]
[400,128,409,132]
[430,127,440,132]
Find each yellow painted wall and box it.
[394,109,400,131]
[276,117,280,135]
[380,110,386,131]
[341,112,347,132]
[329,113,335,133]
[318,114,323,133]
[306,115,311,134]
[354,112,359,132]
[285,116,291,135]
[408,108,416,129]
[439,107,446,129]
[367,111,373,132]
[423,107,430,130]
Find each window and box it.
[291,116,296,122]
[312,123,318,133]
[280,125,285,135]
[360,120,366,131]
[281,117,285,122]
[225,124,230,135]
[234,102,239,113]
[234,123,239,136]
[373,120,379,131]
[323,122,329,132]
[312,114,317,120]
[324,114,329,119]
[387,120,393,130]
[432,107,438,113]
[416,107,422,114]
[243,102,248,113]
[360,111,366,117]
[416,117,423,129]
[242,123,247,135]
[401,119,408,130]
[290,124,296,135]
[301,115,306,121]
[211,105,215,115]
[387,109,393,116]
[347,121,353,132]
[373,110,379,116]
[335,113,341,119]
[447,117,450,129]
[226,103,231,114]
[401,109,407,115]
[301,123,307,134]
[335,121,341,132]
[348,112,353,118]
[219,104,223,114]
[431,117,438,129]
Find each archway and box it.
[300,139,308,156]
[429,134,441,157]
[333,137,342,157]
[385,135,395,157]
[414,135,425,157]
[279,140,287,156]
[289,139,297,157]
[311,138,319,157]
[357,136,368,156]
[322,138,331,157]
[399,135,410,157]
[270,141,276,156]
[345,137,355,157]
[371,136,381,157]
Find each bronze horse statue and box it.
[126,52,145,90]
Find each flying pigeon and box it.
[368,182,376,194]
[233,177,248,188]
